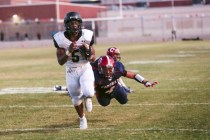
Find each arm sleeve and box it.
[115,61,127,76]
[90,35,94,46]
[53,38,59,49]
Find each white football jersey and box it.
[53,29,93,68]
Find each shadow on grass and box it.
[0,122,78,136]
[0,118,109,136]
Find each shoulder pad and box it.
[53,31,71,49]
[82,29,93,42]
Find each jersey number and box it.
[72,50,79,62]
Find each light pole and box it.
[56,0,60,23]
[171,0,176,41]
[119,0,123,18]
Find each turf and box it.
[0,40,210,140]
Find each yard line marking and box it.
[0,87,67,95]
[0,87,210,95]
[127,128,210,132]
[127,60,174,65]
[124,103,210,106]
[0,127,209,133]
[141,88,210,90]
[0,103,209,109]
[179,50,210,54]
[159,54,195,57]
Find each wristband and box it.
[134,74,145,83]
[142,80,148,85]
[66,50,71,56]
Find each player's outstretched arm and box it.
[125,71,158,87]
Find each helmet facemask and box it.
[98,56,115,81]
[64,12,82,35]
[65,20,81,35]
[100,65,114,81]
[112,53,121,61]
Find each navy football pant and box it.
[96,84,128,107]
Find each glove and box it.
[83,43,90,50]
[79,44,91,58]
[143,81,158,87]
[123,86,134,93]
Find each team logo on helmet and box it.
[106,47,121,61]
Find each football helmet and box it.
[64,12,82,34]
[98,56,115,81]
[106,47,121,61]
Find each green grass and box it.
[0,41,210,139]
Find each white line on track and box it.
[0,103,209,109]
[0,127,209,133]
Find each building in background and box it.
[0,0,209,43]
[0,0,106,41]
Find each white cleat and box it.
[53,85,62,91]
[85,98,92,112]
[53,85,68,91]
[80,116,87,129]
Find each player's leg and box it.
[74,102,87,129]
[66,71,87,129]
[95,92,111,107]
[112,84,128,104]
[80,63,95,98]
[80,63,95,112]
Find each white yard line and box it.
[127,60,174,64]
[0,127,209,133]
[0,102,209,109]
[0,87,67,95]
[0,87,210,95]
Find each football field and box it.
[0,40,210,139]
